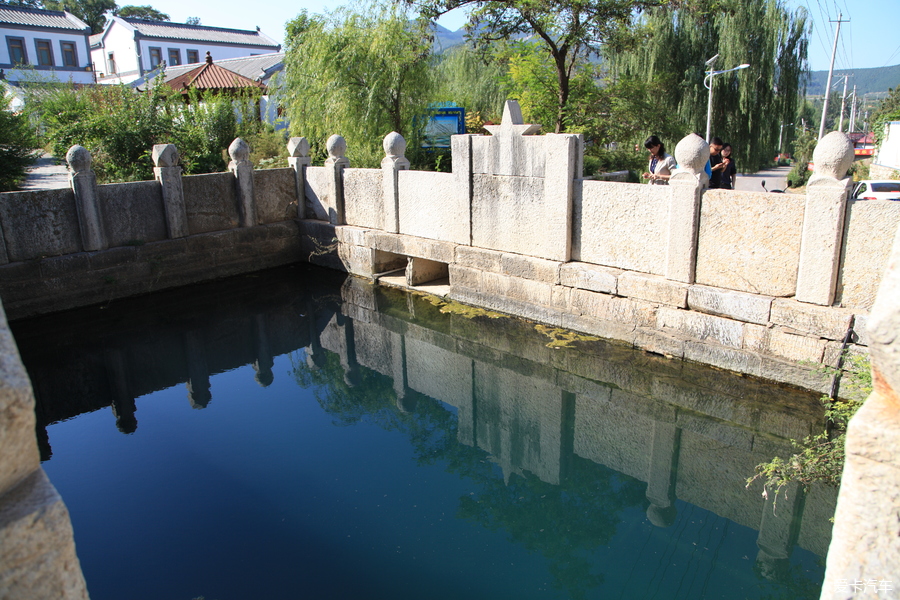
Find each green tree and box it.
[413,0,665,134]
[280,6,435,167]
[114,4,169,20]
[0,84,38,191]
[432,44,507,127]
[610,0,809,170]
[42,0,117,33]
[872,86,900,146]
[185,16,201,25]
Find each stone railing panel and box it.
[573,179,669,275]
[99,180,168,247]
[696,189,804,296]
[253,168,298,225]
[305,166,334,222]
[182,172,239,235]
[398,171,466,244]
[344,168,385,231]
[835,199,900,309]
[0,189,81,262]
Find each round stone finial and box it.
[287,136,310,158]
[673,133,708,175]
[66,145,92,172]
[152,143,179,167]
[228,137,250,162]
[383,131,407,159]
[326,134,347,159]
[812,131,854,180]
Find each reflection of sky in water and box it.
[18,266,829,600]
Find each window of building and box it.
[167,48,180,66]
[107,52,116,74]
[7,37,27,64]
[186,49,199,64]
[149,47,162,68]
[35,40,53,66]
[61,41,78,67]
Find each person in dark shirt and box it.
[718,143,737,189]
[708,137,724,188]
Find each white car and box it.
[852,180,900,201]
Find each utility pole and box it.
[838,75,849,132]
[818,12,850,140]
[849,85,858,132]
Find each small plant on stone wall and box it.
[747,352,871,504]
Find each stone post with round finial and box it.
[665,133,709,283]
[795,131,855,305]
[228,137,257,227]
[287,137,311,219]
[381,131,409,233]
[66,144,107,252]
[152,144,188,238]
[324,134,349,225]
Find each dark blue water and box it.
[13,265,832,600]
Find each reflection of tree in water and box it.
[292,350,646,598]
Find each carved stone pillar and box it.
[665,134,707,283]
[228,137,257,227]
[381,131,410,234]
[66,145,107,252]
[287,137,311,219]
[152,143,188,238]
[324,134,349,226]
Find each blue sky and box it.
[143,0,899,72]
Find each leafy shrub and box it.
[0,84,39,191]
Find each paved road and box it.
[19,153,69,191]
[733,165,791,193]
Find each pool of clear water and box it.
[12,264,834,600]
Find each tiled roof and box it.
[0,3,88,30]
[132,52,283,89]
[165,55,267,92]
[124,18,280,47]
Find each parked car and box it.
[851,180,900,201]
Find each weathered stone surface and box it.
[304,166,335,222]
[633,326,686,358]
[742,323,769,353]
[100,180,168,247]
[770,298,854,340]
[687,284,773,325]
[397,235,456,264]
[0,301,38,497]
[0,189,81,262]
[253,168,297,225]
[338,244,375,278]
[501,253,561,284]
[182,172,239,235]
[398,170,467,244]
[619,272,689,307]
[657,307,744,348]
[473,102,544,177]
[483,271,553,306]
[757,354,832,394]
[852,313,869,346]
[795,175,851,305]
[455,246,502,272]
[570,288,656,327]
[836,199,900,310]
[334,225,369,248]
[682,340,762,376]
[343,168,384,230]
[666,176,703,283]
[406,256,448,285]
[558,262,620,294]
[766,327,826,363]
[449,264,482,290]
[0,470,89,600]
[696,190,804,296]
[572,179,669,275]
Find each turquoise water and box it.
[13,265,833,600]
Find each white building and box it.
[0,3,93,85]
[874,121,900,172]
[90,17,280,84]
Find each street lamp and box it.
[704,56,750,142]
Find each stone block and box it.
[570,288,656,327]
[836,199,900,310]
[185,230,235,253]
[696,190,804,296]
[550,285,571,311]
[397,235,456,264]
[304,166,335,222]
[99,180,168,247]
[398,170,467,244]
[0,261,39,283]
[407,257,448,285]
[633,327,686,358]
[572,179,669,275]
[682,340,763,377]
[0,302,39,497]
[657,307,744,348]
[559,312,635,344]
[795,177,851,305]
[501,253,561,283]
[253,168,297,225]
[39,253,89,278]
[368,231,402,254]
[757,355,832,394]
[0,470,89,600]
[666,178,703,283]
[687,284,773,325]
[618,272,689,307]
[264,221,300,240]
[449,264,483,290]
[766,327,826,363]
[770,298,855,340]
[743,323,769,353]
[182,172,239,235]
[335,225,369,247]
[558,262,620,294]
[338,244,375,278]
[0,188,80,262]
[87,246,138,270]
[455,246,502,272]
[851,313,869,346]
[343,168,385,230]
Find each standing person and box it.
[708,137,724,188]
[718,143,737,189]
[641,135,676,185]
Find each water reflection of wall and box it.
[15,265,837,567]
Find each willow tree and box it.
[610,0,809,170]
[279,6,435,167]
[432,44,508,128]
